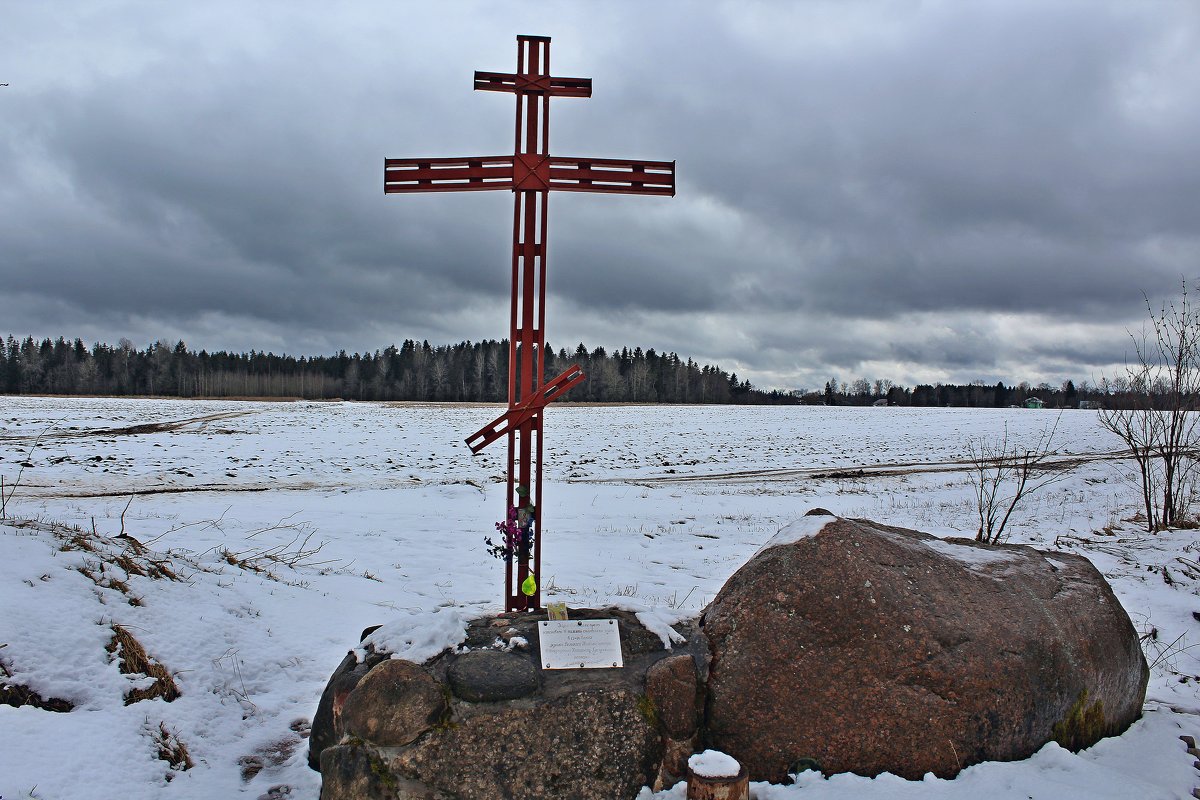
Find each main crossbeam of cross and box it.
[384,35,674,611]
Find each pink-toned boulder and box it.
[701,513,1148,782]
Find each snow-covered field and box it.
[0,397,1197,799]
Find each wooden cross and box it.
[384,35,674,611]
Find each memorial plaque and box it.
[538,619,623,669]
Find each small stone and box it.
[653,735,697,791]
[320,745,406,800]
[447,651,539,702]
[645,654,698,738]
[340,659,446,746]
[308,650,386,770]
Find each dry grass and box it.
[150,721,194,777]
[77,563,131,596]
[106,624,181,705]
[58,527,99,554]
[56,517,182,601]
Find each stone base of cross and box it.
[384,35,674,611]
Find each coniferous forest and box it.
[0,335,1121,408]
[0,335,784,404]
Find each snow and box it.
[922,537,1023,567]
[688,749,742,778]
[753,511,836,556]
[354,607,471,664]
[613,602,691,649]
[0,399,1197,799]
[644,713,1193,800]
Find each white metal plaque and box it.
[538,619,623,669]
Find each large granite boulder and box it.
[701,512,1149,782]
[312,607,707,800]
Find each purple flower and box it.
[485,505,535,562]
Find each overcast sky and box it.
[2,1,1198,391]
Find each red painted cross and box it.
[384,35,675,611]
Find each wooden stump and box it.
[686,763,749,800]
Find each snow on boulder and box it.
[751,508,837,557]
[701,515,1148,782]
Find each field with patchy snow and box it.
[1,397,1198,799]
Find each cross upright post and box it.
[384,35,674,611]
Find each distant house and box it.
[1078,400,1101,410]
[872,398,888,407]
[1024,397,1045,409]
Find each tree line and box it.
[0,334,1145,408]
[0,335,790,404]
[809,378,1109,408]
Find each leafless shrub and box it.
[967,420,1063,544]
[216,515,335,580]
[1137,623,1200,673]
[1100,284,1200,531]
[144,505,232,546]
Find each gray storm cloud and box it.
[1,0,1198,390]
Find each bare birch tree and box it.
[1100,285,1200,531]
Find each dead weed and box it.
[150,720,194,777]
[106,624,181,705]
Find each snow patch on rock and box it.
[923,538,1022,567]
[355,607,471,664]
[754,513,837,557]
[612,602,690,649]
